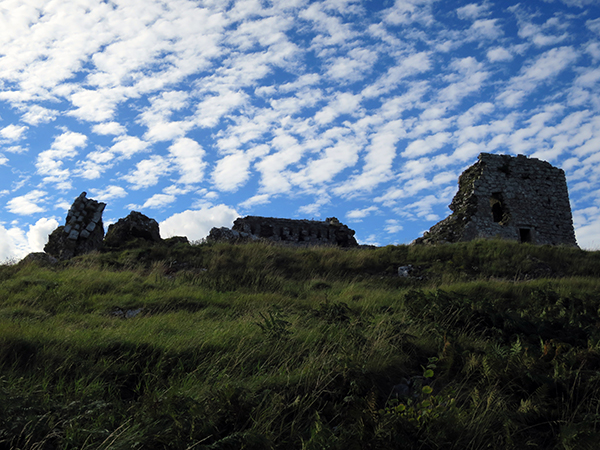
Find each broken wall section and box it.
[44,192,106,259]
[210,216,358,247]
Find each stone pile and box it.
[209,216,358,247]
[44,192,106,260]
[104,211,162,248]
[416,153,578,247]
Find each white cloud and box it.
[35,130,87,188]
[587,18,600,35]
[27,217,59,253]
[195,91,248,128]
[314,92,363,125]
[487,47,513,62]
[213,151,254,192]
[346,206,378,221]
[238,193,271,209]
[123,155,171,190]
[456,3,489,20]
[89,185,128,202]
[159,204,239,241]
[573,206,600,249]
[402,132,451,158]
[334,119,405,195]
[92,122,127,135]
[110,135,149,159]
[168,137,206,185]
[326,48,378,82]
[385,219,403,234]
[6,190,47,215]
[498,46,579,107]
[517,17,569,47]
[0,217,59,262]
[297,194,331,216]
[0,124,28,141]
[0,225,19,262]
[382,0,437,26]
[142,193,176,209]
[21,105,58,125]
[468,19,503,41]
[362,52,431,98]
[4,145,28,154]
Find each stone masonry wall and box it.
[417,153,578,247]
[210,216,358,247]
[44,192,106,259]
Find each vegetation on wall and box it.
[1,240,600,449]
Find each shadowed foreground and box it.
[1,239,600,449]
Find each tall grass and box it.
[1,240,599,449]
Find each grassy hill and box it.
[1,239,600,449]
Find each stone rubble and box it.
[104,211,162,248]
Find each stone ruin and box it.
[208,216,358,247]
[416,153,578,247]
[104,211,162,248]
[44,192,170,260]
[43,193,357,261]
[44,192,106,260]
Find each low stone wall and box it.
[210,216,358,247]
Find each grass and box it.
[1,239,600,449]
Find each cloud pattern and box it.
[1,0,600,260]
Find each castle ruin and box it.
[209,216,358,247]
[416,153,578,247]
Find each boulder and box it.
[104,211,162,248]
[20,252,58,266]
[44,192,106,260]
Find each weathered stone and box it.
[209,216,358,247]
[164,236,190,247]
[44,192,106,260]
[415,153,578,247]
[104,211,162,248]
[207,226,256,243]
[19,252,58,266]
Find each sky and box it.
[1,0,600,261]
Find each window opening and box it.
[490,193,505,223]
[519,228,532,243]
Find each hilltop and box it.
[1,239,600,449]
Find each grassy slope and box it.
[1,240,600,450]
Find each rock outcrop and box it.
[44,192,106,259]
[415,153,578,247]
[104,211,162,248]
[209,216,358,247]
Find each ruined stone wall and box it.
[44,192,106,259]
[418,153,578,247]
[211,216,358,247]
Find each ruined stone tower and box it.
[416,153,578,247]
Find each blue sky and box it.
[1,0,600,260]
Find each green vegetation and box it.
[1,239,600,449]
